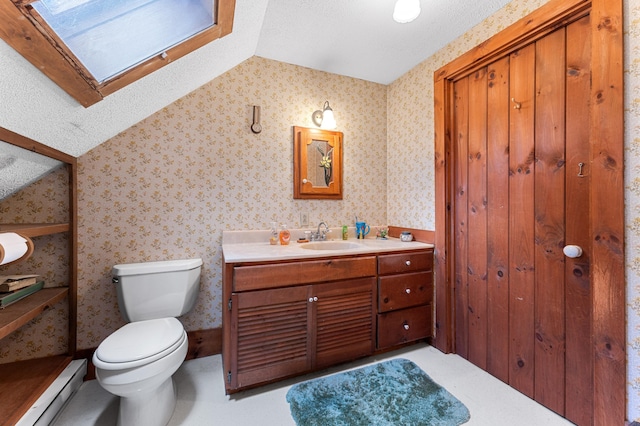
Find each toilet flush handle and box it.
[112,277,119,284]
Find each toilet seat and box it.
[94,317,185,370]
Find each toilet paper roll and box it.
[0,232,34,266]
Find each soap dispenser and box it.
[269,222,278,245]
[279,224,290,245]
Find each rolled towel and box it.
[0,232,34,266]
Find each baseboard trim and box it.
[76,327,222,381]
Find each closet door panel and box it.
[507,43,536,398]
[533,28,567,414]
[486,56,510,383]
[466,68,488,369]
[453,77,470,359]
[564,15,592,426]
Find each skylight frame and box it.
[0,0,236,107]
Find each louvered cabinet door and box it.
[230,285,311,390]
[313,277,376,369]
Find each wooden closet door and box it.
[452,16,593,424]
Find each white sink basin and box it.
[300,241,363,251]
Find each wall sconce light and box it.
[393,0,421,23]
[312,101,337,129]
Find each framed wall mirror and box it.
[293,126,343,199]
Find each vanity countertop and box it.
[222,228,434,263]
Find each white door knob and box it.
[563,245,583,258]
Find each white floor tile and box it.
[52,343,572,425]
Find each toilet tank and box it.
[112,258,203,322]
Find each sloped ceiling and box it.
[0,0,512,159]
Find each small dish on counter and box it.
[400,231,413,242]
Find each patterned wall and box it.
[75,56,388,349]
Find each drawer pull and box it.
[403,323,410,330]
[405,260,411,266]
[405,288,411,294]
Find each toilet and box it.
[92,258,203,426]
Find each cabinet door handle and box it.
[403,323,410,330]
[308,297,313,302]
[405,288,411,294]
[405,260,411,266]
[309,296,318,302]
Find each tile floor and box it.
[52,343,573,425]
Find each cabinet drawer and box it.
[377,305,432,349]
[377,251,432,275]
[234,256,377,291]
[378,272,432,313]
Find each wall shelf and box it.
[0,287,69,340]
[0,223,70,238]
[0,125,77,425]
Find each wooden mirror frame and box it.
[293,126,343,200]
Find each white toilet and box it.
[92,258,203,426]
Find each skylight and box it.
[31,0,216,83]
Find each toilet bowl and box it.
[92,258,202,426]
[93,318,188,426]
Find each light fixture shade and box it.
[312,101,337,129]
[321,105,337,129]
[393,0,421,23]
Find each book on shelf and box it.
[0,281,45,308]
[0,274,40,292]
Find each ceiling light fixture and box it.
[312,101,337,129]
[393,0,421,23]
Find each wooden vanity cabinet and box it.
[224,256,376,393]
[376,250,434,350]
[223,249,434,393]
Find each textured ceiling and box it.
[256,0,514,84]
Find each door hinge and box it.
[228,298,232,311]
[227,371,232,383]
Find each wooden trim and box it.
[0,127,76,165]
[0,223,70,236]
[68,161,78,355]
[387,226,434,243]
[590,0,625,422]
[433,76,454,353]
[434,0,590,83]
[77,328,222,381]
[0,355,72,426]
[0,0,236,107]
[0,1,102,107]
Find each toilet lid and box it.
[95,317,184,364]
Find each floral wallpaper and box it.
[2,0,640,421]
[75,56,388,349]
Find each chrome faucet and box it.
[310,221,330,241]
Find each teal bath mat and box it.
[286,358,470,426]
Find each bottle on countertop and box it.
[269,222,278,245]
[279,224,291,245]
[342,225,348,240]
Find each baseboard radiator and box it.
[16,359,87,426]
